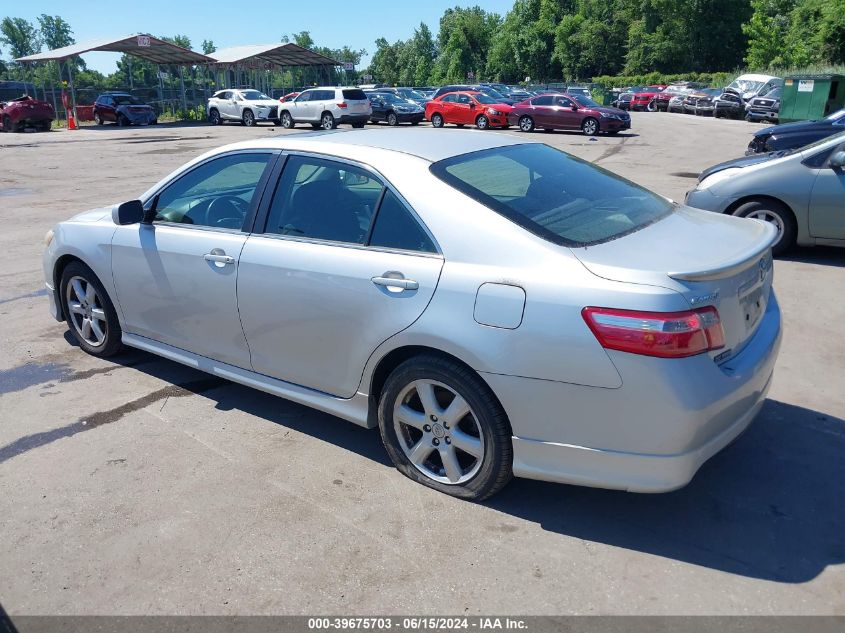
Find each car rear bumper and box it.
[484,292,782,492]
[747,109,778,121]
[337,114,371,124]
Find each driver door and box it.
[809,141,845,239]
[454,93,474,124]
[553,96,581,129]
[111,150,278,368]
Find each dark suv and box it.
[93,93,157,126]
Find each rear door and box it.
[237,153,444,398]
[809,139,845,239]
[530,95,554,127]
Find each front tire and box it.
[209,109,221,125]
[431,112,444,128]
[387,112,399,126]
[378,355,513,501]
[581,117,599,136]
[518,115,534,132]
[280,111,294,129]
[475,114,489,130]
[733,199,796,256]
[60,262,123,357]
[242,109,256,127]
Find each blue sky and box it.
[5,1,515,73]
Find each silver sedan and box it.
[43,129,781,500]
[686,131,845,255]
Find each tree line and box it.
[1,0,843,91]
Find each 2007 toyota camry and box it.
[43,129,781,500]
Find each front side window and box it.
[295,91,312,103]
[555,97,575,107]
[431,144,673,247]
[242,90,272,101]
[153,153,272,229]
[457,94,472,105]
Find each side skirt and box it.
[122,333,373,428]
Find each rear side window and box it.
[431,144,673,247]
[370,190,436,253]
[532,96,553,106]
[442,94,457,103]
[342,89,367,101]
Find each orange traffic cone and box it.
[67,114,77,130]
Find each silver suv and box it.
[279,87,371,130]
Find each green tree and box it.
[743,0,791,68]
[37,14,73,50]
[488,0,566,82]
[0,17,40,60]
[553,0,633,81]
[201,39,216,55]
[433,6,501,83]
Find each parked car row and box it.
[615,74,784,123]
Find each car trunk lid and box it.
[571,206,776,363]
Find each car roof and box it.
[226,128,534,163]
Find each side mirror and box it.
[830,151,845,169]
[113,200,145,225]
[570,105,579,111]
[469,102,476,109]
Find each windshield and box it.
[728,79,765,93]
[572,94,602,108]
[431,144,673,247]
[376,93,405,104]
[825,108,845,122]
[241,90,271,101]
[474,94,499,105]
[113,95,141,105]
[399,89,426,100]
[764,88,781,99]
[478,86,508,100]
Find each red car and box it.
[425,91,512,129]
[629,86,667,111]
[0,95,54,132]
[507,92,631,135]
[279,92,299,103]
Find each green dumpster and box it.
[779,74,845,122]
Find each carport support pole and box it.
[53,61,63,125]
[66,59,78,130]
[179,65,187,121]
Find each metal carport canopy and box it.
[209,43,339,67]
[15,34,212,64]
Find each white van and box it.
[726,74,783,102]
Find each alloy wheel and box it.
[281,112,293,128]
[321,114,334,130]
[66,276,107,347]
[519,116,533,132]
[744,209,785,246]
[583,119,598,135]
[393,379,484,485]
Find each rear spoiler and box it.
[668,222,777,281]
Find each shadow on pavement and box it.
[12,343,845,584]
[780,246,845,269]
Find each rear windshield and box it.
[342,89,367,101]
[430,144,673,247]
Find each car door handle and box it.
[371,275,419,291]
[204,253,235,264]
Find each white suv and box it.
[279,87,372,130]
[207,89,281,127]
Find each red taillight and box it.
[337,102,348,109]
[582,306,725,359]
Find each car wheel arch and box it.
[365,345,503,429]
[53,254,87,320]
[725,194,797,226]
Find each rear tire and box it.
[94,112,104,125]
[321,112,337,130]
[431,112,444,128]
[378,355,513,501]
[733,199,796,256]
[60,262,124,358]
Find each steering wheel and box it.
[205,195,247,229]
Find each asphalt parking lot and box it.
[1,113,844,615]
